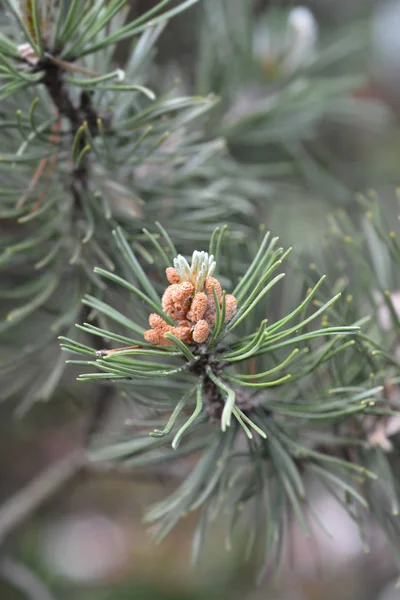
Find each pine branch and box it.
[61,224,390,574]
[0,0,399,585]
[0,0,220,408]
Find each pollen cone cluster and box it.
[144,259,237,347]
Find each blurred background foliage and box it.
[2,0,400,599]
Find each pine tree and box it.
[0,0,399,591]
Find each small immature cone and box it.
[171,281,194,305]
[187,292,208,322]
[171,283,194,320]
[166,267,180,284]
[162,282,194,320]
[144,313,170,345]
[149,313,169,330]
[224,294,237,322]
[205,277,223,305]
[192,319,210,343]
[171,323,192,343]
[144,328,168,345]
[203,304,216,324]
[203,277,223,325]
[145,315,191,346]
